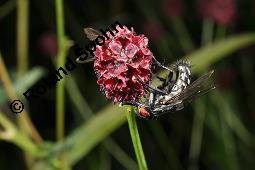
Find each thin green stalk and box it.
[149,122,183,170]
[219,114,239,170]
[103,138,138,170]
[17,0,29,76]
[171,17,195,53]
[99,146,111,170]
[210,91,240,170]
[0,52,42,143]
[188,99,206,170]
[240,57,255,122]
[0,111,44,158]
[201,18,214,45]
[65,77,138,170]
[216,25,226,40]
[126,106,148,170]
[211,91,254,146]
[54,1,72,169]
[16,1,42,168]
[55,0,67,141]
[156,38,174,59]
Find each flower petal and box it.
[109,40,122,55]
[125,43,139,58]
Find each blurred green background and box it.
[1,0,255,170]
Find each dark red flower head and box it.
[38,33,58,57]
[162,0,184,18]
[94,26,154,103]
[198,0,236,25]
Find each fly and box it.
[122,60,215,119]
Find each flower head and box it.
[38,33,58,57]
[162,0,184,18]
[94,26,154,103]
[198,0,236,25]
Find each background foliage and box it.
[1,0,255,170]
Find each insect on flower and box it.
[77,25,170,103]
[122,60,215,119]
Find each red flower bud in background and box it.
[94,26,154,103]
[38,33,58,57]
[142,21,165,41]
[162,0,184,18]
[198,0,236,25]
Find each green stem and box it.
[65,77,138,170]
[0,52,42,143]
[171,17,195,53]
[0,111,43,158]
[17,0,29,76]
[188,99,206,170]
[126,106,148,170]
[216,25,226,40]
[156,38,174,60]
[55,0,66,141]
[210,91,240,170]
[149,122,183,170]
[201,18,214,45]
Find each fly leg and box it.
[120,101,148,107]
[136,79,168,95]
[156,76,166,82]
[165,71,176,91]
[145,84,168,95]
[151,104,183,118]
[148,92,156,110]
[152,56,171,71]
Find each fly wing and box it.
[186,70,214,90]
[182,86,216,103]
[76,28,101,64]
[84,28,102,41]
[169,70,214,103]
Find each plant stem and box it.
[126,106,148,170]
[216,25,226,40]
[55,0,67,141]
[65,77,138,170]
[171,17,195,53]
[0,111,43,158]
[201,18,214,45]
[17,0,29,76]
[54,1,72,169]
[0,52,42,143]
[210,91,240,170]
[188,99,206,170]
[149,122,183,170]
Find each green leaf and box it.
[51,104,126,166]
[0,67,46,103]
[187,33,255,74]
